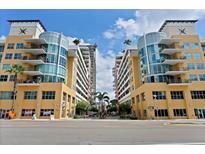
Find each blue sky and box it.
[1,9,205,99]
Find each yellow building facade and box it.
[114,20,205,119]
[0,20,77,119]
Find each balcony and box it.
[23,68,43,76]
[21,46,47,55]
[167,79,191,86]
[21,56,45,65]
[161,48,184,55]
[24,38,47,45]
[159,38,181,45]
[18,79,40,86]
[164,67,188,75]
[162,56,186,65]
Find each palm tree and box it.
[73,39,80,45]
[95,92,110,118]
[123,39,132,45]
[6,64,24,113]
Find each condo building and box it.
[114,20,205,119]
[0,20,96,119]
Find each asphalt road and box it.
[1,119,205,145]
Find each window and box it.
[59,57,67,67]
[199,74,205,81]
[46,54,57,63]
[155,109,168,117]
[196,63,204,70]
[194,53,201,59]
[173,109,187,116]
[141,92,146,101]
[191,91,205,99]
[192,42,199,49]
[152,91,166,100]
[42,91,55,99]
[14,53,22,59]
[9,75,15,81]
[60,47,67,57]
[21,109,35,116]
[136,95,140,103]
[24,91,37,100]
[16,43,24,49]
[2,64,10,71]
[183,42,190,49]
[5,53,12,59]
[171,91,184,99]
[0,91,14,100]
[189,74,198,81]
[0,53,2,62]
[40,109,54,116]
[185,53,192,59]
[7,43,15,49]
[187,63,195,70]
[0,75,8,82]
[0,46,4,52]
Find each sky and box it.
[1,9,205,99]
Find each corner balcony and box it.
[24,38,47,45]
[162,57,186,65]
[18,80,40,86]
[161,48,184,55]
[164,68,188,75]
[159,38,181,45]
[167,79,191,86]
[21,57,45,65]
[23,68,43,76]
[21,46,47,55]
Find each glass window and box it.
[199,74,205,81]
[0,46,4,52]
[192,42,199,49]
[47,44,59,53]
[5,53,12,59]
[21,109,35,116]
[16,43,24,49]
[2,64,10,71]
[196,63,204,70]
[183,42,190,49]
[60,47,67,57]
[189,74,198,81]
[185,53,192,59]
[173,109,187,116]
[0,75,8,82]
[187,63,195,70]
[155,109,168,117]
[194,53,201,59]
[0,53,2,62]
[24,91,37,100]
[42,91,55,99]
[14,53,22,60]
[0,91,14,100]
[59,57,67,67]
[9,75,15,81]
[58,67,66,76]
[40,109,54,116]
[191,91,205,99]
[171,91,184,99]
[152,91,166,100]
[7,43,15,49]
[45,54,57,63]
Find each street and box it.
[1,119,205,145]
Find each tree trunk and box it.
[11,74,17,111]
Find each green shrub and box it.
[76,101,89,115]
[119,102,131,115]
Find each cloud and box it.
[104,10,205,39]
[96,49,116,99]
[0,35,6,41]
